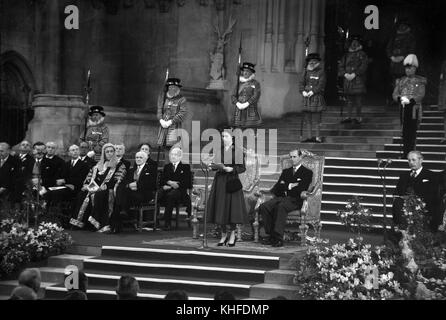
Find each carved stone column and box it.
[28,94,85,150]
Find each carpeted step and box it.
[82,257,268,283]
[99,246,280,270]
[83,272,253,297]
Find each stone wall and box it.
[2,0,326,146]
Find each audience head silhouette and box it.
[164,290,189,300]
[214,290,236,300]
[116,276,139,300]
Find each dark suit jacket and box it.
[160,162,192,195]
[0,155,19,191]
[62,159,90,193]
[117,158,131,171]
[79,155,97,170]
[41,156,65,188]
[271,165,313,206]
[435,170,446,227]
[393,168,439,228]
[124,158,158,194]
[17,153,34,182]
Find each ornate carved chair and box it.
[254,150,325,244]
[237,148,261,241]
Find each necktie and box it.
[33,160,41,175]
[0,159,4,167]
[410,170,416,178]
[72,160,75,167]
[173,164,177,172]
[134,166,141,180]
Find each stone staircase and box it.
[39,245,301,300]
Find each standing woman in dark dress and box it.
[207,129,248,247]
[70,143,126,232]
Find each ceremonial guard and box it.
[338,35,369,124]
[299,53,326,143]
[387,19,416,83]
[392,54,426,158]
[231,62,262,129]
[156,78,188,150]
[85,105,109,161]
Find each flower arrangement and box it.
[0,219,72,279]
[292,196,446,300]
[293,238,407,300]
[337,196,372,240]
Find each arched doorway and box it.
[0,51,36,146]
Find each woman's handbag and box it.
[226,178,243,193]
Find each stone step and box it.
[377,150,445,161]
[38,267,66,283]
[249,283,298,300]
[393,137,446,144]
[384,144,446,152]
[264,270,296,286]
[47,254,95,270]
[320,123,443,131]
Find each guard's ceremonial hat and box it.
[240,62,256,73]
[165,78,182,88]
[306,53,322,62]
[88,105,106,117]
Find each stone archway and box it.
[0,51,36,146]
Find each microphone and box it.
[385,159,393,166]
[377,159,384,166]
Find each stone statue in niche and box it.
[207,17,236,90]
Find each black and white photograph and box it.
[1,0,446,306]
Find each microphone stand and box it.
[198,160,210,250]
[377,160,390,241]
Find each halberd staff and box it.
[82,70,92,141]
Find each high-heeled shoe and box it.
[217,233,228,246]
[227,231,237,247]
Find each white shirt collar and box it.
[46,155,54,159]
[293,164,302,172]
[413,167,423,177]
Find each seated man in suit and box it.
[0,142,19,209]
[39,141,65,193]
[158,147,192,231]
[115,144,131,171]
[112,151,158,233]
[258,149,313,247]
[44,144,89,207]
[79,141,96,169]
[14,140,34,205]
[392,151,439,232]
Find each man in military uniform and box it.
[232,62,262,129]
[392,54,426,158]
[387,19,416,102]
[156,78,188,154]
[300,53,326,143]
[84,105,109,161]
[338,35,369,125]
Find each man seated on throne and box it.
[258,149,313,247]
